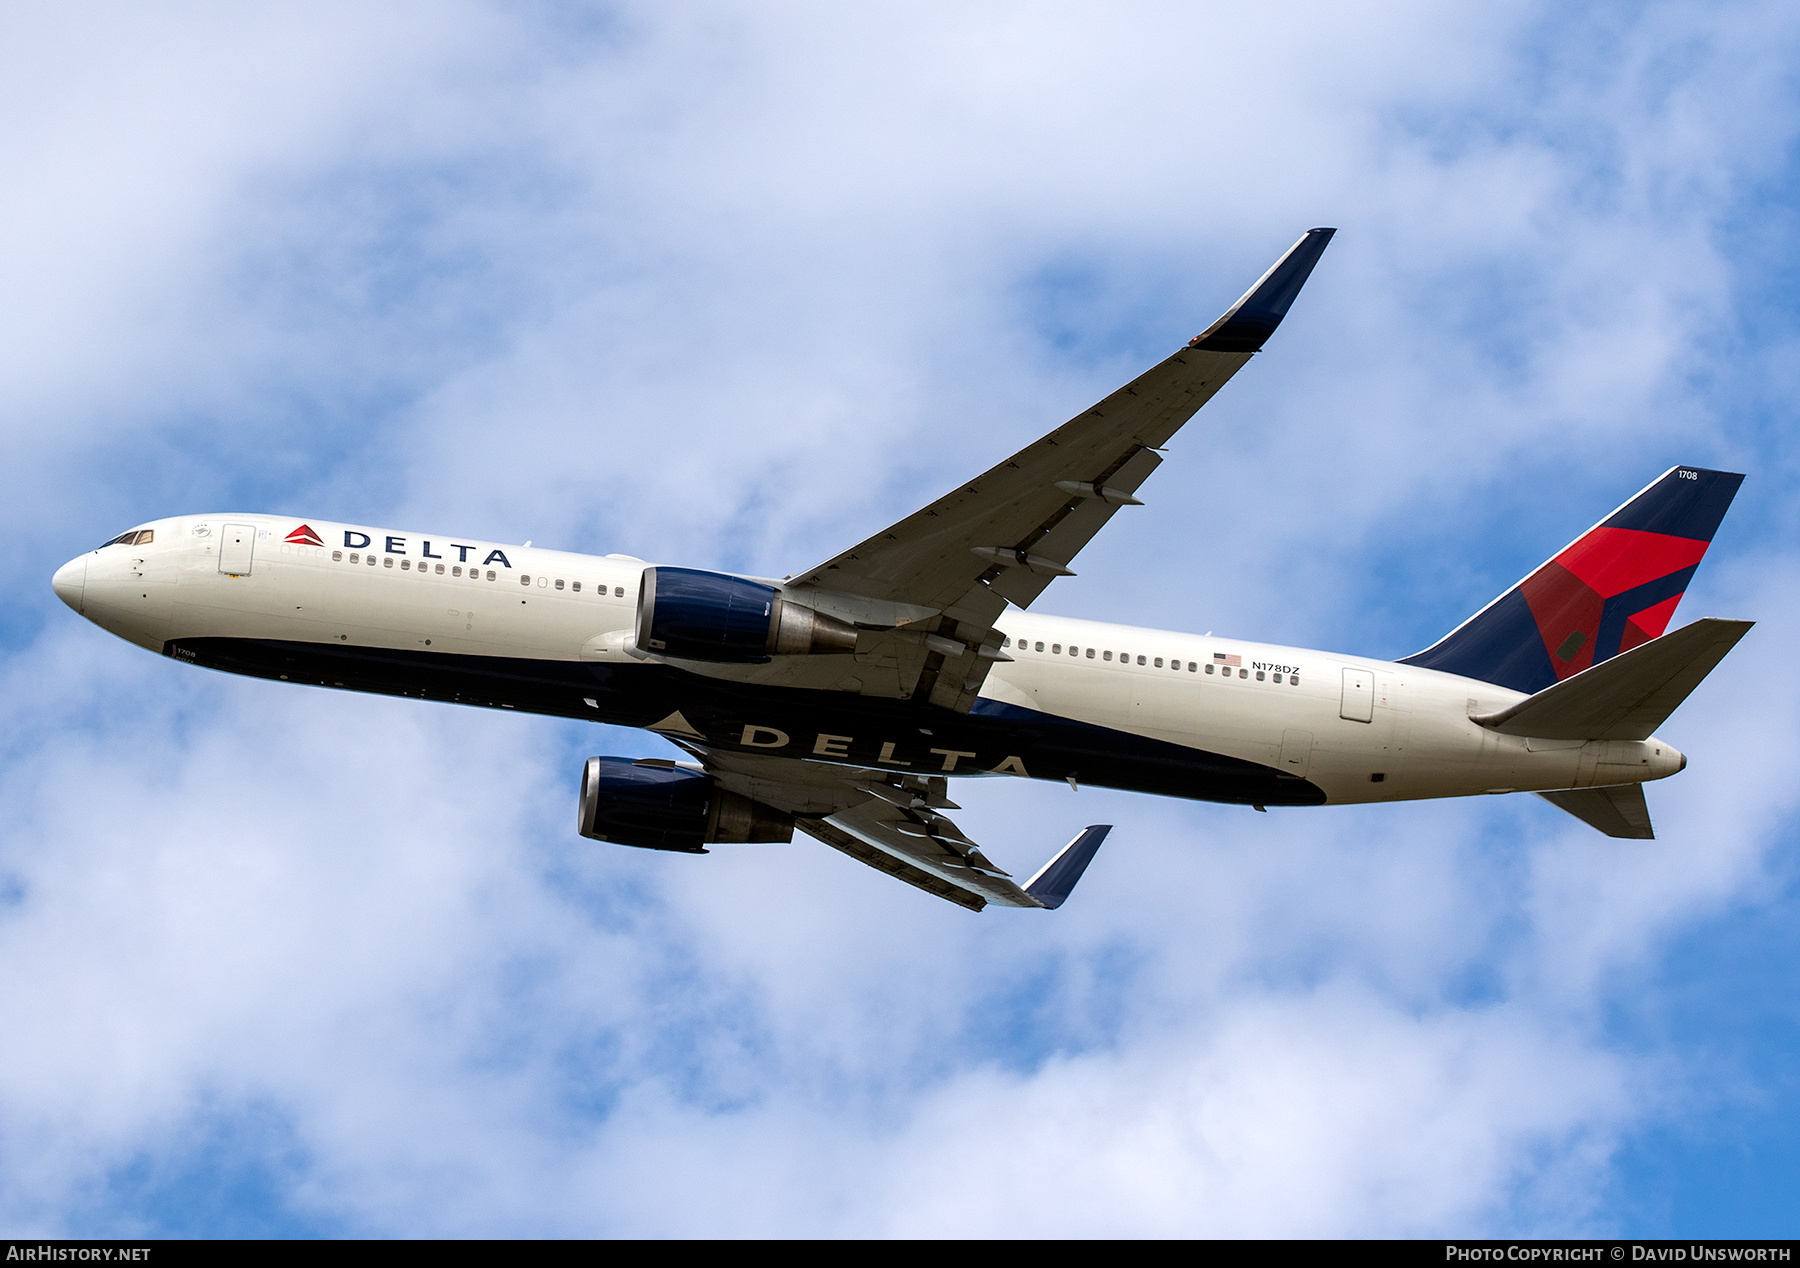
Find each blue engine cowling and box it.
[637,567,774,663]
[635,566,858,663]
[578,756,794,853]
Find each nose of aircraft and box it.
[52,555,86,613]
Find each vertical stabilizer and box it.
[1400,467,1743,694]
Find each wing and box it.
[690,744,1111,912]
[790,228,1335,711]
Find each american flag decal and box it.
[1213,652,1241,667]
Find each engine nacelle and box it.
[577,756,794,853]
[636,567,858,663]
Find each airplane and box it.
[50,228,1751,913]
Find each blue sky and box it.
[0,1,1796,1237]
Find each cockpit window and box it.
[101,529,152,547]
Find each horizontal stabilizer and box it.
[1022,825,1112,910]
[1472,617,1752,741]
[1537,784,1654,839]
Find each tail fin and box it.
[1400,466,1744,694]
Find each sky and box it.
[0,0,1796,1238]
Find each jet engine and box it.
[636,566,858,663]
[577,756,794,853]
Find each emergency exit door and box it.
[1340,668,1374,722]
[218,523,256,576]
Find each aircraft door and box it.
[1340,668,1374,722]
[219,523,256,576]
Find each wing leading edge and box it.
[791,228,1335,712]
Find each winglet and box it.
[1189,228,1336,353]
[1023,825,1112,910]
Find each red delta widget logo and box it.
[285,524,325,547]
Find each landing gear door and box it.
[219,523,256,576]
[1340,668,1374,722]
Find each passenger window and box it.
[1154,658,1162,668]
[1188,662,1196,672]
[1272,673,1282,683]
[555,579,564,590]
[383,558,394,568]
[1085,648,1095,658]
[347,553,357,563]
[572,581,581,593]
[538,576,548,588]
[452,566,461,577]
[521,575,532,586]
[1001,635,1010,647]
[1035,642,1044,652]
[1239,668,1247,678]
[1103,650,1112,661]
[435,563,445,574]
[1290,677,1300,687]
[1256,670,1265,681]
[1204,664,1214,674]
[615,586,624,597]
[1052,644,1061,655]
[1136,655,1145,665]
[368,556,377,566]
[488,571,497,581]
[401,559,411,570]
[333,551,343,561]
[1069,645,1078,656]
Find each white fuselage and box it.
[52,513,1686,806]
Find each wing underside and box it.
[689,744,1109,911]
[786,228,1336,713]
